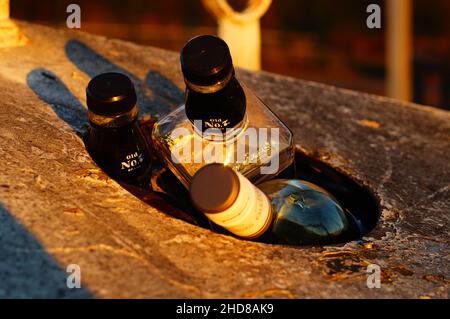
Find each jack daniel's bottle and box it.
[190,164,359,245]
[152,35,294,188]
[86,72,151,187]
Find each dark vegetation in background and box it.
[11,0,448,35]
[10,0,450,109]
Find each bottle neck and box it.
[88,106,138,128]
[185,75,247,136]
[185,70,234,94]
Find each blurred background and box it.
[10,0,450,110]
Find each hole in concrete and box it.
[145,147,381,245]
[287,149,381,242]
[85,120,380,245]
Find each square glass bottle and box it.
[152,35,294,188]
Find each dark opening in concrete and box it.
[293,149,381,239]
[135,144,381,245]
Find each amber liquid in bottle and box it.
[87,121,151,187]
[86,72,151,187]
[185,77,246,133]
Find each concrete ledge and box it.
[0,21,448,298]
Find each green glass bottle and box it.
[190,164,360,245]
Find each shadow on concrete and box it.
[0,203,92,298]
[27,39,185,134]
[27,68,87,135]
[64,39,183,117]
[26,40,209,229]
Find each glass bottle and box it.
[190,164,360,245]
[152,35,294,189]
[86,72,152,187]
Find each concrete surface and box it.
[0,21,448,298]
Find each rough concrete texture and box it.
[0,22,448,298]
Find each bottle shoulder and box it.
[153,84,293,142]
[152,104,188,136]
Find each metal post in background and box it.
[203,0,272,70]
[386,0,412,101]
[0,0,10,20]
[0,0,26,47]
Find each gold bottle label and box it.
[120,151,144,172]
[204,118,230,129]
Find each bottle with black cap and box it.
[86,72,151,187]
[152,35,294,189]
[190,164,359,245]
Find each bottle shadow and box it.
[26,40,209,228]
[27,68,87,136]
[0,203,93,298]
[64,39,184,118]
